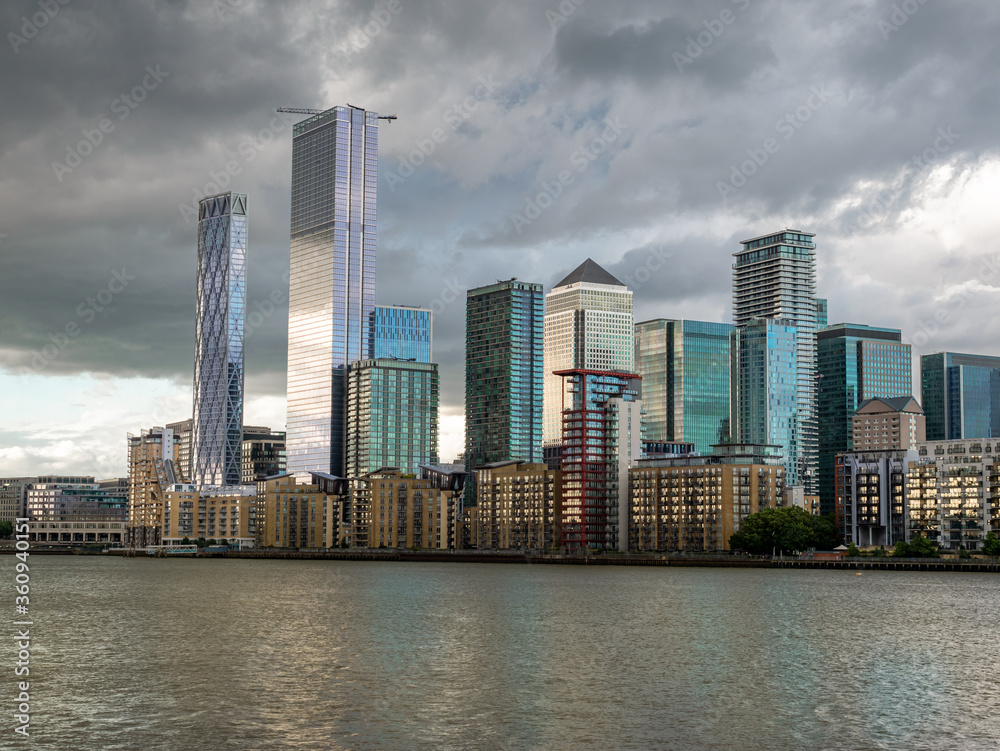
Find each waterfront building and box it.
[475,461,561,550]
[543,259,634,446]
[165,418,193,483]
[733,230,819,494]
[352,468,462,549]
[241,427,287,484]
[634,318,733,451]
[730,319,799,484]
[921,352,1000,440]
[192,192,247,487]
[556,369,642,551]
[907,438,1000,551]
[259,473,348,549]
[345,358,439,477]
[25,479,127,545]
[630,444,784,552]
[370,305,432,362]
[465,279,545,502]
[286,105,380,478]
[127,426,180,547]
[835,450,915,548]
[0,477,38,523]
[816,324,913,513]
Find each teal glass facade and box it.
[370,305,431,363]
[345,359,439,477]
[465,280,544,480]
[635,319,732,453]
[816,324,912,515]
[730,320,798,483]
[921,352,1000,440]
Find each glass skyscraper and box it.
[370,305,432,363]
[730,320,798,482]
[192,192,247,487]
[286,105,379,477]
[816,324,912,514]
[543,259,634,446]
[345,359,439,477]
[635,319,733,452]
[465,280,544,480]
[733,230,818,493]
[921,352,1000,440]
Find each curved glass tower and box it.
[286,106,379,477]
[192,192,247,487]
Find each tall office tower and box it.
[465,280,545,493]
[191,192,247,487]
[287,105,379,478]
[556,369,643,551]
[543,259,634,446]
[733,230,818,493]
[730,320,798,481]
[345,358,439,476]
[921,352,1000,440]
[370,305,432,362]
[816,324,913,514]
[635,319,733,452]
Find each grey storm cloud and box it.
[2,0,1000,446]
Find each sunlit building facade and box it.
[635,318,733,451]
[921,352,1000,441]
[192,192,247,487]
[733,230,819,494]
[543,259,634,446]
[286,105,379,477]
[475,461,561,550]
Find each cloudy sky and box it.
[2,0,999,477]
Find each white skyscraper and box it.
[542,259,634,446]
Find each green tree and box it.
[892,535,940,558]
[847,542,862,557]
[981,532,1000,556]
[0,520,13,539]
[729,507,842,555]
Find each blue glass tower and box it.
[192,192,247,487]
[730,320,798,482]
[816,324,912,514]
[370,305,432,363]
[635,319,733,452]
[465,280,544,478]
[921,352,1000,440]
[286,106,379,477]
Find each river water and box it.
[2,557,998,750]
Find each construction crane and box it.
[277,106,397,121]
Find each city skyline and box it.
[3,0,1000,478]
